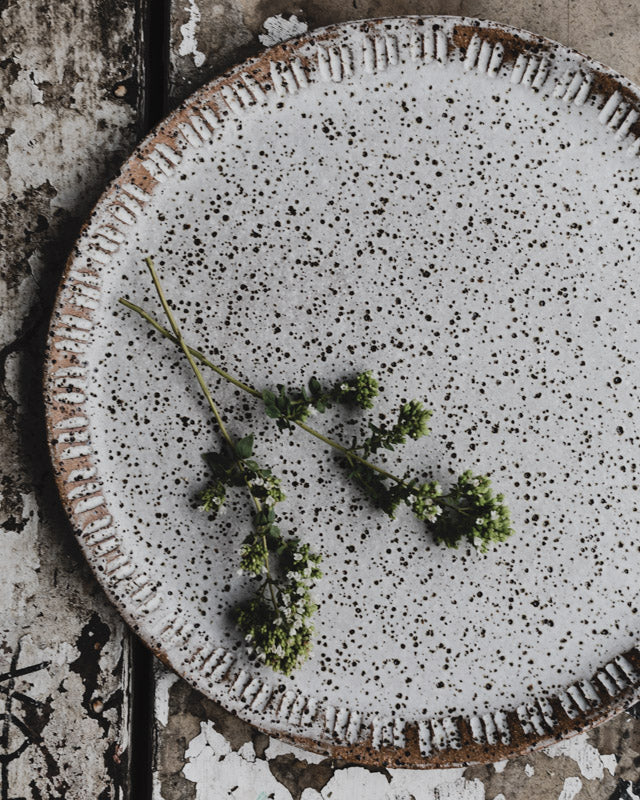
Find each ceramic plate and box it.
[44,16,640,766]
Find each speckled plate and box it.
[44,16,640,767]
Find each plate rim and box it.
[43,14,640,767]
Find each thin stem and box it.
[439,497,471,516]
[119,296,409,488]
[145,258,235,450]
[119,298,261,399]
[144,259,278,609]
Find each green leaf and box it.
[309,376,322,396]
[235,434,254,460]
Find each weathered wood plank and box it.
[0,0,145,797]
[158,0,640,797]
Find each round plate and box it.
[45,16,640,767]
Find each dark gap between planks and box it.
[130,1,170,797]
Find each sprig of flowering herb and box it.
[119,295,515,552]
[141,258,321,675]
[433,471,513,553]
[238,538,322,674]
[261,371,379,430]
[358,399,432,456]
[333,371,379,409]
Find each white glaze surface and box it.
[47,17,640,757]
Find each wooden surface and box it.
[1,0,640,798]
[0,0,145,798]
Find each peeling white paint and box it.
[557,776,582,800]
[178,0,206,68]
[182,721,294,799]
[155,669,180,727]
[493,760,508,773]
[0,492,40,611]
[524,763,535,777]
[180,723,488,800]
[545,732,617,780]
[626,781,640,800]
[302,768,390,798]
[28,71,44,104]
[264,735,325,764]
[431,777,485,799]
[386,768,481,799]
[3,633,125,798]
[153,773,166,800]
[258,14,308,47]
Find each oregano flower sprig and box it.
[262,371,379,430]
[119,292,515,553]
[140,258,322,675]
[433,471,513,553]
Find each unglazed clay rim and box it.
[44,16,640,767]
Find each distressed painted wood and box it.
[158,0,640,797]
[0,0,144,797]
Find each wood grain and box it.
[0,0,144,797]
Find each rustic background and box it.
[2,1,640,798]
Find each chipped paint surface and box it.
[545,733,618,780]
[557,777,582,800]
[178,0,206,67]
[153,665,640,799]
[1,0,143,795]
[258,14,309,47]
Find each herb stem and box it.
[440,497,471,516]
[119,297,261,400]
[143,259,278,610]
[119,296,409,489]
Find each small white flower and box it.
[236,568,244,576]
[340,383,350,391]
[308,406,318,417]
[245,633,253,642]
